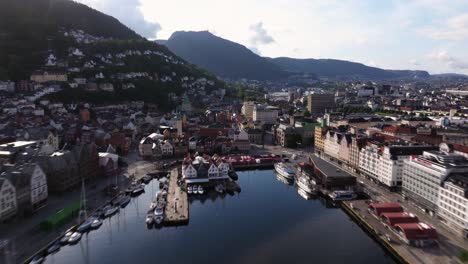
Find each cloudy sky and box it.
[77,0,468,74]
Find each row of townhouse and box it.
[0,163,48,222]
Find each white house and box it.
[218,162,230,176]
[182,164,197,179]
[0,178,17,221]
[28,164,48,210]
[208,164,219,178]
[160,140,174,157]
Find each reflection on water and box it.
[43,170,394,264]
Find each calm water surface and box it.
[44,170,394,264]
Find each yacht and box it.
[60,231,73,244]
[274,162,295,179]
[297,187,311,200]
[198,185,204,195]
[103,205,119,217]
[296,175,316,194]
[67,232,82,244]
[77,219,93,232]
[90,218,103,229]
[329,190,356,201]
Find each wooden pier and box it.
[164,168,189,226]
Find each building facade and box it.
[307,93,335,114]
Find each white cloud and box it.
[428,50,468,69]
[76,0,161,39]
[421,13,468,40]
[249,22,275,46]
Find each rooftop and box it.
[309,155,355,178]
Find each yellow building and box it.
[31,70,68,83]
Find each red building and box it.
[368,203,403,217]
[394,223,438,246]
[380,212,419,227]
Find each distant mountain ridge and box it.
[162,31,288,80]
[160,31,431,81]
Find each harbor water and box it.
[43,170,395,264]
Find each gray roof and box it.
[309,155,355,179]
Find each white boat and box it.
[187,185,193,194]
[77,219,93,232]
[329,190,357,201]
[91,218,103,229]
[154,215,163,225]
[154,206,164,217]
[297,188,311,200]
[198,185,204,195]
[276,173,293,185]
[192,185,199,194]
[146,212,154,225]
[103,206,119,217]
[296,175,316,194]
[60,231,73,244]
[274,162,295,179]
[150,201,157,210]
[67,232,82,244]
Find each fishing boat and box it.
[47,241,61,254]
[198,185,204,195]
[119,195,131,208]
[274,162,295,179]
[296,175,316,194]
[187,185,193,194]
[329,190,356,201]
[146,211,154,225]
[67,232,82,244]
[103,205,119,217]
[60,231,73,244]
[90,218,103,229]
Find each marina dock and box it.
[164,168,189,226]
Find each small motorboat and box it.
[77,219,93,232]
[119,196,131,208]
[103,206,119,217]
[29,255,45,264]
[60,231,73,244]
[131,185,145,196]
[146,211,154,225]
[187,185,193,194]
[154,215,163,225]
[154,205,164,217]
[142,175,152,184]
[150,201,157,210]
[68,232,82,244]
[91,218,103,229]
[192,185,199,195]
[198,185,204,195]
[47,241,61,254]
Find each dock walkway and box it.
[164,168,189,225]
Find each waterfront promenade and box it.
[164,168,189,225]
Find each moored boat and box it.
[29,255,45,264]
[154,215,163,225]
[198,185,204,195]
[297,187,312,200]
[47,241,61,254]
[60,231,73,244]
[131,184,145,196]
[146,210,154,225]
[192,185,199,194]
[90,218,103,229]
[296,175,316,194]
[67,232,82,244]
[77,219,93,232]
[187,185,193,194]
[119,195,131,208]
[274,162,295,179]
[103,205,119,217]
[329,190,356,201]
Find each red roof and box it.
[380,212,419,226]
[368,203,403,216]
[395,223,438,240]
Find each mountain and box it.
[0,0,219,109]
[162,31,289,80]
[160,31,429,81]
[268,57,430,80]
